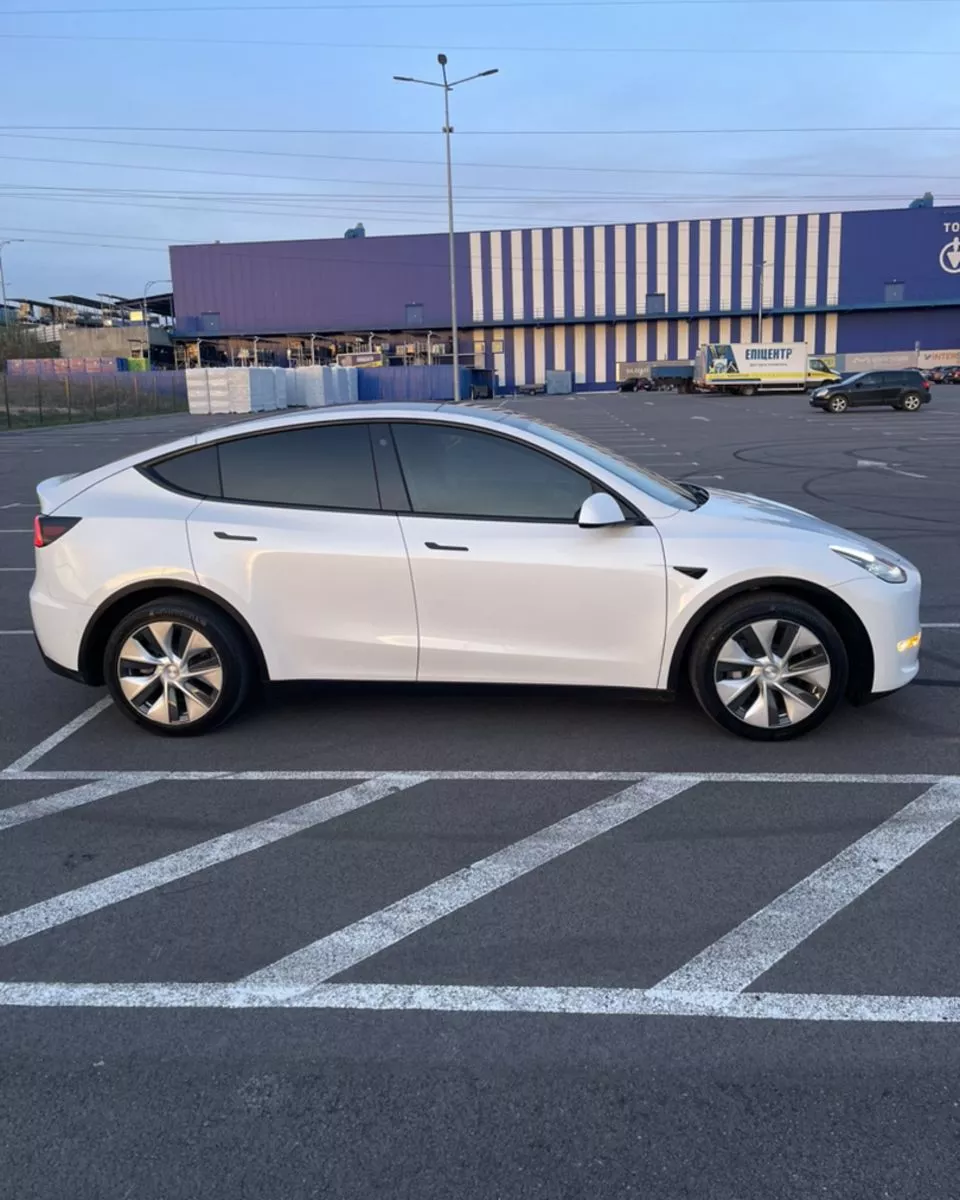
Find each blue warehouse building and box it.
[171,202,960,389]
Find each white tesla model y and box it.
[30,404,921,740]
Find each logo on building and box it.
[940,236,960,274]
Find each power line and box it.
[0,32,952,55]
[3,0,955,11]
[0,124,954,136]
[2,131,957,183]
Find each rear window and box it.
[146,445,222,498]
[217,424,380,510]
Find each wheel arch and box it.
[78,580,269,686]
[665,577,875,701]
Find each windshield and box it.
[502,415,698,511]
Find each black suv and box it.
[810,370,930,414]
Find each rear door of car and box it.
[180,422,418,682]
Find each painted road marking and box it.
[245,775,694,986]
[0,775,425,949]
[1,770,959,785]
[652,780,960,994]
[2,697,113,774]
[0,630,32,635]
[0,567,31,572]
[1,981,960,1023]
[0,776,162,832]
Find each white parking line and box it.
[651,780,960,994]
[0,776,162,832]
[2,697,113,774]
[0,774,425,948]
[1,981,959,1023]
[1,770,957,785]
[246,775,694,986]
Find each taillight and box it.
[34,515,80,548]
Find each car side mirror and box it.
[578,492,628,528]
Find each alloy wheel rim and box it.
[903,395,921,410]
[117,621,223,725]
[714,619,832,729]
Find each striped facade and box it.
[170,202,960,384]
[466,213,844,390]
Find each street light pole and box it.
[142,277,172,370]
[757,259,771,342]
[394,57,498,403]
[0,239,24,329]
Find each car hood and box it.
[694,488,911,563]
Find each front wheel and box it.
[104,596,254,736]
[740,385,757,397]
[827,394,848,413]
[898,392,923,412]
[688,592,848,741]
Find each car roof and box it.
[188,401,513,446]
[38,403,523,512]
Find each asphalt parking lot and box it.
[2,389,960,1198]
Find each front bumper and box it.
[832,570,922,695]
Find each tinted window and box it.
[856,374,879,387]
[391,423,594,521]
[502,415,696,511]
[148,445,222,498]
[218,424,379,510]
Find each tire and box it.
[688,591,848,741]
[898,392,923,412]
[827,394,848,413]
[740,385,757,397]
[104,595,254,736]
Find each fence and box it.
[1,371,188,429]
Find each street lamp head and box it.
[393,75,415,82]
[478,68,499,76]
[437,53,448,65]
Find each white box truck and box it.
[695,342,840,395]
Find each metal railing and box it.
[1,371,188,429]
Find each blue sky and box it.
[0,0,958,299]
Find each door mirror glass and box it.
[578,492,628,528]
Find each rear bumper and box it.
[30,579,91,682]
[36,637,92,685]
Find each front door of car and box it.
[851,373,882,405]
[186,422,418,682]
[387,421,668,688]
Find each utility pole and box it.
[394,57,498,403]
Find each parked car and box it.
[31,404,921,742]
[810,370,930,413]
[617,376,653,392]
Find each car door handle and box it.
[425,541,469,552]
[214,531,258,542]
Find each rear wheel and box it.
[827,394,848,413]
[898,392,923,412]
[688,592,848,741]
[104,596,253,736]
[740,385,757,397]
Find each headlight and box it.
[831,545,907,584]
[812,388,827,398]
